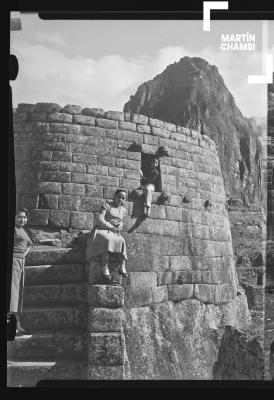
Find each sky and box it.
[10,13,274,118]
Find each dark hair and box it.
[16,208,28,217]
[114,189,127,198]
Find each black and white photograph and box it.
[7,10,274,385]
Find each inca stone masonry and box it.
[8,102,253,382]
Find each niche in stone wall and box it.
[140,153,162,192]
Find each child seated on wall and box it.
[139,158,160,218]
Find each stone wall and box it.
[13,102,252,379]
[14,102,238,306]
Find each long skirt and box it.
[85,228,127,262]
[10,257,25,313]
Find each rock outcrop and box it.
[124,56,262,207]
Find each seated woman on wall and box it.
[85,189,128,284]
[9,208,33,335]
[139,158,159,218]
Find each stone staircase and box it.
[7,246,88,387]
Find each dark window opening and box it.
[141,153,162,192]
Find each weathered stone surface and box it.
[73,114,95,126]
[127,272,157,288]
[28,210,49,226]
[168,284,193,301]
[49,123,80,135]
[17,103,35,113]
[70,212,94,229]
[88,307,122,332]
[62,183,85,196]
[137,124,151,134]
[21,307,75,330]
[7,332,86,360]
[152,286,168,304]
[131,114,148,125]
[124,287,153,308]
[88,285,124,308]
[193,284,216,304]
[96,118,118,129]
[119,121,137,132]
[88,333,125,365]
[213,326,264,379]
[48,113,73,124]
[25,247,84,266]
[31,112,47,122]
[25,264,84,285]
[58,195,80,211]
[105,111,125,121]
[60,283,87,305]
[82,107,105,117]
[61,104,83,114]
[23,285,61,306]
[123,297,250,379]
[169,255,192,271]
[71,173,96,185]
[33,103,61,113]
[87,365,125,380]
[85,185,103,198]
[49,210,70,228]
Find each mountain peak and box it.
[123,57,262,206]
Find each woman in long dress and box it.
[10,208,33,335]
[85,189,128,284]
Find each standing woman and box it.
[10,208,33,335]
[85,189,128,284]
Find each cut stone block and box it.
[151,285,168,304]
[88,332,125,365]
[124,287,153,308]
[49,210,70,228]
[88,307,122,332]
[33,103,61,113]
[21,307,75,330]
[7,332,86,360]
[23,285,61,307]
[60,283,88,305]
[167,284,194,302]
[88,285,124,308]
[48,113,73,124]
[25,264,84,285]
[127,272,157,288]
[193,284,217,304]
[70,212,94,229]
[61,104,83,114]
[28,210,49,226]
[25,247,85,266]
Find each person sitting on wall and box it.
[139,158,159,218]
[9,208,33,335]
[85,189,128,284]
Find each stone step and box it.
[7,331,87,360]
[25,246,84,267]
[21,305,88,331]
[7,360,87,387]
[23,283,87,307]
[25,264,84,285]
